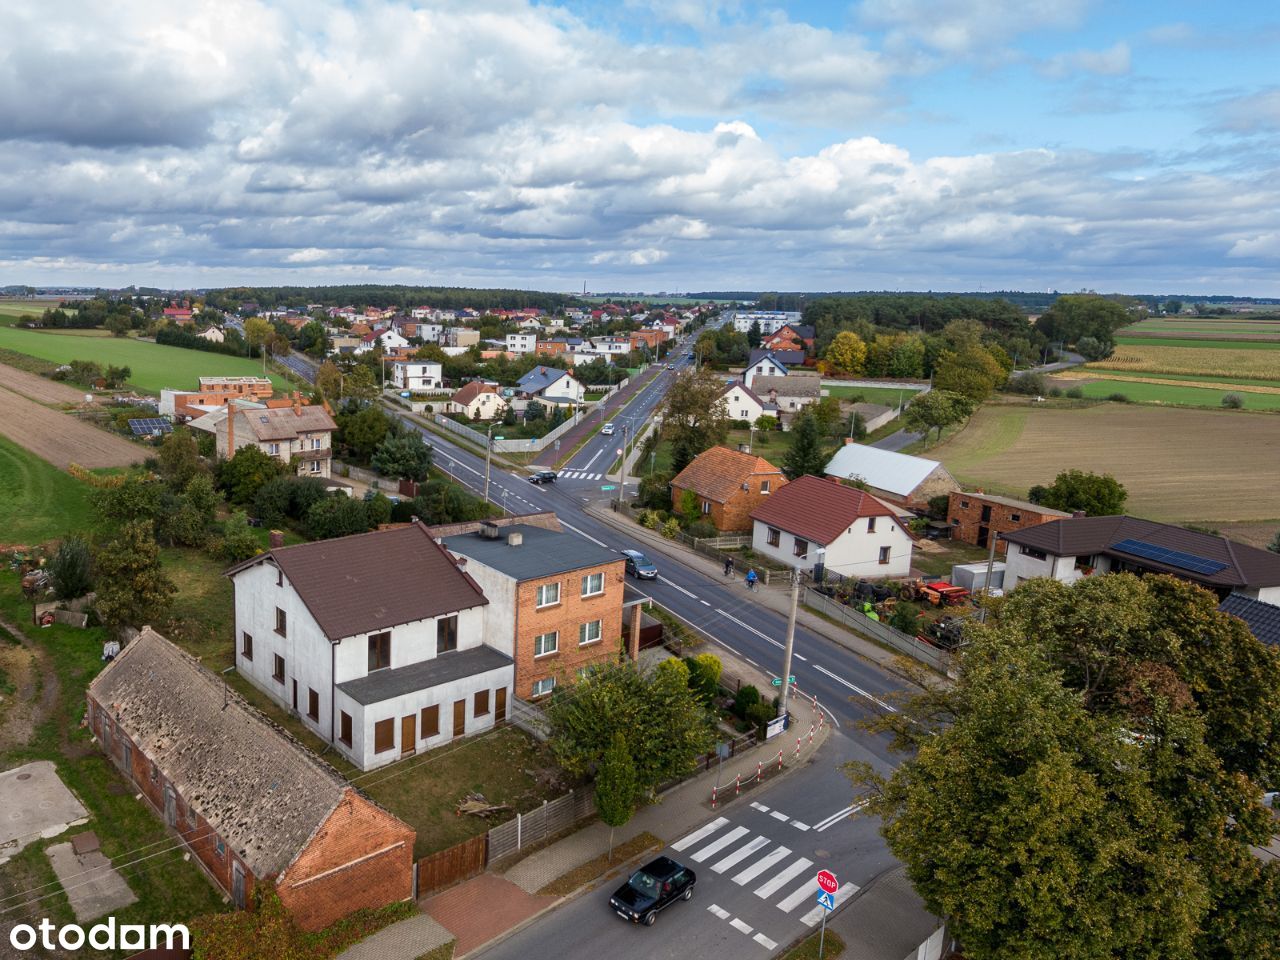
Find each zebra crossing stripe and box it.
[730,846,791,885]
[753,857,813,899]
[672,817,729,852]
[707,904,730,919]
[689,826,750,863]
[776,879,818,913]
[710,836,770,874]
[799,883,858,926]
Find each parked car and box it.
[528,471,557,484]
[621,549,658,579]
[601,422,616,435]
[609,856,695,925]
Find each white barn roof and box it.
[823,444,945,497]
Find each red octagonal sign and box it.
[817,869,839,894]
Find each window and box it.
[339,712,352,746]
[276,568,283,587]
[951,518,960,526]
[274,607,287,637]
[267,442,280,455]
[532,677,555,698]
[701,500,711,514]
[240,632,253,661]
[760,480,770,494]
[960,500,970,508]
[309,461,321,474]
[867,516,877,533]
[215,839,225,860]
[793,537,809,558]
[421,705,439,738]
[533,631,558,657]
[474,690,490,716]
[436,615,458,654]
[272,654,285,684]
[311,437,322,450]
[1011,513,1022,522]
[374,718,395,753]
[581,573,604,597]
[1020,545,1048,561]
[878,546,891,565]
[368,631,391,672]
[307,688,319,722]
[536,582,561,607]
[579,620,602,646]
[767,527,780,547]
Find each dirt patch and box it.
[0,643,40,753]
[0,388,142,470]
[0,364,88,406]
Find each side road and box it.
[533,364,663,468]
[338,647,830,960]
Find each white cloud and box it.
[1041,41,1131,78]
[859,0,1091,56]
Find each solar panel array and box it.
[1110,538,1227,576]
[128,418,173,436]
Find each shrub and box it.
[1222,393,1244,409]
[732,684,761,718]
[49,536,93,600]
[1005,372,1047,396]
[1065,387,1084,399]
[685,519,719,539]
[1105,392,1130,403]
[745,702,776,738]
[1048,387,1063,398]
[214,511,261,563]
[660,518,680,538]
[253,477,295,525]
[926,494,950,519]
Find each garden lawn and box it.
[0,326,290,394]
[0,434,96,546]
[823,384,919,406]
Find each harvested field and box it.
[929,402,1280,524]
[0,389,142,470]
[0,365,88,405]
[1095,343,1280,381]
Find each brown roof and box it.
[451,381,500,406]
[237,404,336,442]
[750,474,896,545]
[953,491,1071,516]
[226,521,487,640]
[671,446,783,504]
[752,375,820,398]
[1002,516,1280,590]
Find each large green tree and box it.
[372,432,433,482]
[781,411,827,480]
[595,731,638,861]
[1029,469,1127,516]
[94,521,177,635]
[823,331,866,374]
[932,346,1007,402]
[661,366,730,474]
[902,390,975,443]
[1035,294,1130,347]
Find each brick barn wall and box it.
[276,790,415,931]
[945,492,1065,553]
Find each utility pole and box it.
[978,531,999,623]
[778,567,801,720]
[616,422,629,509]
[484,422,494,502]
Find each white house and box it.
[227,523,512,771]
[749,474,913,578]
[354,329,410,355]
[588,336,631,356]
[743,349,803,388]
[516,317,543,331]
[389,361,443,392]
[719,382,775,423]
[449,381,507,420]
[517,366,584,402]
[195,325,225,344]
[505,333,537,355]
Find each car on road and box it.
[609,856,695,926]
[528,471,557,484]
[600,422,615,435]
[620,549,658,579]
[665,363,675,369]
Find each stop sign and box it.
[816,869,838,894]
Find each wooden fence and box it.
[416,833,487,899]
[804,587,956,676]
[486,789,596,863]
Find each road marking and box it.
[700,599,711,606]
[707,904,730,920]
[710,836,770,874]
[813,664,898,713]
[769,811,789,822]
[814,799,872,832]
[749,802,770,813]
[791,821,810,831]
[729,918,753,936]
[730,846,791,885]
[753,857,813,899]
[558,520,609,549]
[799,883,857,927]
[659,576,697,598]
[777,880,818,913]
[715,609,784,649]
[583,448,603,471]
[753,933,778,950]
[672,817,729,852]
[794,653,808,661]
[689,825,750,862]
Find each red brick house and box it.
[761,323,815,353]
[86,628,414,931]
[945,491,1071,552]
[670,446,786,532]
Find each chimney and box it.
[455,557,468,571]
[1072,511,1087,519]
[269,530,285,549]
[293,391,302,416]
[479,521,502,539]
[226,398,235,455]
[507,532,523,547]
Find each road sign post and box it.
[770,676,796,687]
[816,870,838,960]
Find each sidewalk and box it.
[533,364,663,468]
[826,864,944,960]
[339,647,830,960]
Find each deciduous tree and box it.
[902,390,975,443]
[94,521,176,635]
[595,732,638,861]
[1032,469,1127,516]
[661,366,730,474]
[823,331,867,375]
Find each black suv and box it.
[528,471,557,484]
[609,856,695,926]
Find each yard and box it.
[0,326,291,394]
[822,383,920,407]
[0,435,97,547]
[927,401,1280,524]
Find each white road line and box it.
[749,802,770,813]
[715,609,784,649]
[710,836,770,874]
[813,664,898,713]
[671,817,729,852]
[753,933,778,950]
[731,846,791,886]
[659,576,697,598]
[791,821,810,831]
[815,799,871,833]
[777,879,818,914]
[558,520,609,549]
[707,904,730,920]
[794,653,808,661]
[753,857,813,899]
[729,918,753,936]
[812,804,854,832]
[583,448,603,471]
[799,884,857,927]
[769,811,789,822]
[689,825,750,863]
[700,599,711,606]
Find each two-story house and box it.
[227,522,512,771]
[216,396,337,478]
[354,329,410,355]
[750,474,914,578]
[505,333,537,354]
[719,382,776,424]
[670,446,785,532]
[517,366,584,403]
[449,381,507,420]
[389,360,443,392]
[743,349,804,388]
[438,518,624,701]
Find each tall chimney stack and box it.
[293,391,302,416]
[226,398,236,457]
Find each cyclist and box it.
[745,568,759,592]
[723,556,734,578]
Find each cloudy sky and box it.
[3,0,1280,294]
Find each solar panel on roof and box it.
[1109,538,1228,576]
[128,418,173,436]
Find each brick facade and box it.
[945,491,1070,553]
[515,558,625,699]
[670,474,782,532]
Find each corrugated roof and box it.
[338,646,513,705]
[671,446,784,504]
[89,629,349,877]
[1219,594,1280,647]
[750,474,896,545]
[823,444,951,497]
[227,522,487,640]
[444,525,621,581]
[752,375,820,398]
[1002,516,1280,589]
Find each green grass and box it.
[1067,379,1280,410]
[0,326,291,394]
[1082,369,1280,388]
[0,300,66,325]
[822,384,919,406]
[781,928,846,960]
[0,434,97,546]
[1114,335,1280,350]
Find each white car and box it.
[601,422,615,435]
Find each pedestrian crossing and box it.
[557,470,605,480]
[671,815,860,928]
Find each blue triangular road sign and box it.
[817,890,836,911]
